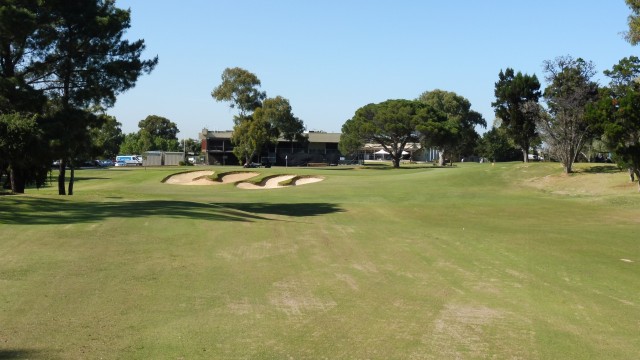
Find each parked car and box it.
[115,155,143,166]
[97,159,114,167]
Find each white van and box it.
[115,155,142,166]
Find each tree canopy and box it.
[211,68,305,165]
[492,68,542,162]
[0,112,48,193]
[540,56,599,173]
[591,56,640,190]
[418,89,486,165]
[211,67,266,119]
[341,99,443,168]
[90,113,124,160]
[0,0,157,194]
[625,0,640,45]
[255,96,306,153]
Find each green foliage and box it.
[180,138,202,155]
[541,56,599,173]
[338,118,365,158]
[0,0,157,195]
[257,96,305,144]
[625,0,640,45]
[0,112,49,192]
[591,56,640,189]
[211,67,266,118]
[131,115,180,152]
[32,0,158,109]
[342,99,442,168]
[476,126,521,162]
[0,0,49,113]
[231,116,273,164]
[138,115,179,142]
[418,89,486,164]
[89,113,124,159]
[492,68,542,161]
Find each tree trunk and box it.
[58,160,66,195]
[392,157,400,168]
[564,163,573,174]
[9,167,25,194]
[438,151,445,166]
[629,168,635,183]
[68,165,75,195]
[522,148,529,163]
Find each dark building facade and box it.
[199,129,342,166]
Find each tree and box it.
[231,116,272,165]
[89,113,123,159]
[137,114,179,152]
[418,89,486,165]
[590,56,640,190]
[256,96,306,154]
[138,115,178,141]
[119,132,144,155]
[492,68,542,162]
[625,0,640,45]
[0,0,48,114]
[341,99,442,168]
[211,67,274,164]
[540,56,599,173]
[44,107,103,195]
[180,138,201,156]
[0,112,48,193]
[29,0,157,195]
[339,118,366,163]
[476,126,522,162]
[211,67,266,119]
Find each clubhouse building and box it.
[199,128,440,166]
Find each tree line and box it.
[338,53,640,191]
[340,0,640,192]
[0,0,157,195]
[4,1,640,193]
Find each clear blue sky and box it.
[109,0,636,139]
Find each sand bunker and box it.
[236,175,296,190]
[218,172,260,183]
[164,171,324,189]
[164,171,214,185]
[164,171,259,185]
[293,176,324,186]
[236,175,325,190]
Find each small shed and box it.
[164,152,185,166]
[143,151,163,166]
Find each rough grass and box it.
[0,162,639,359]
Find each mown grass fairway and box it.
[1,163,639,359]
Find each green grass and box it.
[1,163,639,359]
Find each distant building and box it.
[199,129,341,166]
[199,128,440,166]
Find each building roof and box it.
[306,132,341,143]
[200,129,341,143]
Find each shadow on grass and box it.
[581,165,621,174]
[0,349,47,359]
[73,176,112,181]
[0,198,343,225]
[213,202,342,217]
